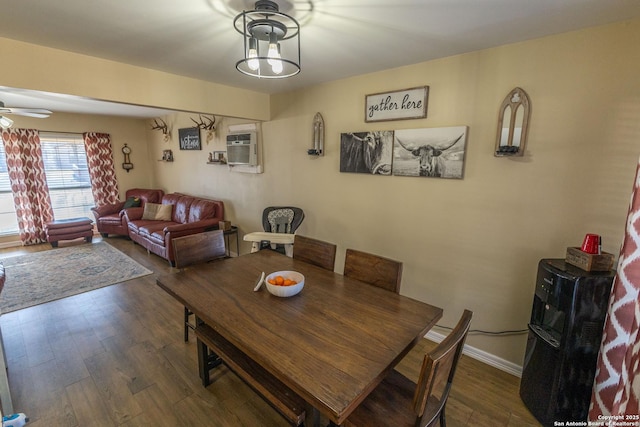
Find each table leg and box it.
[250,241,260,253]
[225,231,239,257]
[196,337,211,387]
[309,407,320,427]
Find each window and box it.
[0,132,96,236]
[40,133,95,220]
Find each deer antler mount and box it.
[151,118,170,141]
[191,115,216,142]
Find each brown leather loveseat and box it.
[125,193,224,265]
[92,188,164,237]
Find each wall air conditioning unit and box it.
[226,132,258,166]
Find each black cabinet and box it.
[520,259,615,426]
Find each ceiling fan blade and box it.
[13,111,52,118]
[0,107,52,118]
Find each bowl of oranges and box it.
[265,271,305,297]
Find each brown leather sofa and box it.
[125,193,224,265]
[91,188,164,237]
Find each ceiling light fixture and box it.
[234,0,301,79]
[0,116,13,129]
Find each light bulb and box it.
[247,37,260,71]
[267,32,280,67]
[269,41,283,74]
[271,46,283,74]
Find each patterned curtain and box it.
[1,128,54,245]
[589,159,640,419]
[83,132,119,207]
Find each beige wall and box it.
[2,19,640,366]
[0,37,271,121]
[260,19,640,365]
[0,112,153,246]
[7,113,154,193]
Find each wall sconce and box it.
[308,112,324,156]
[151,118,170,142]
[495,87,531,157]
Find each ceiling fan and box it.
[0,101,52,118]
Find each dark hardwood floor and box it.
[0,236,541,426]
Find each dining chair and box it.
[172,229,226,341]
[344,248,403,293]
[344,309,473,427]
[293,235,337,271]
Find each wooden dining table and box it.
[156,249,443,426]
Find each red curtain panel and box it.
[1,128,53,245]
[590,160,640,420]
[83,132,119,207]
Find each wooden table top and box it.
[156,250,442,425]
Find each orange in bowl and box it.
[265,271,305,297]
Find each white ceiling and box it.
[1,0,639,118]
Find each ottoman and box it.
[45,217,94,247]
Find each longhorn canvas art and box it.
[340,131,394,175]
[393,126,468,178]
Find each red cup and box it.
[581,234,600,254]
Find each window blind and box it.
[40,132,95,220]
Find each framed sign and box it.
[178,127,201,150]
[365,86,429,122]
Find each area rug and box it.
[0,242,152,313]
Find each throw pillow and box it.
[142,202,173,221]
[123,196,141,209]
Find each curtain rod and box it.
[38,130,85,135]
[38,131,110,137]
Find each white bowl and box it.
[265,271,305,297]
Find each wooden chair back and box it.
[344,248,403,293]
[172,229,226,342]
[293,235,337,271]
[173,229,226,269]
[413,309,472,426]
[343,310,472,427]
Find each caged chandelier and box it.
[234,0,301,79]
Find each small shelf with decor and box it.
[159,149,174,162]
[207,151,227,165]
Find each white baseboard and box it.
[0,240,21,249]
[425,330,523,378]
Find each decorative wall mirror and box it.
[495,87,531,157]
[309,112,324,156]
